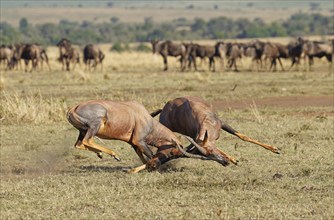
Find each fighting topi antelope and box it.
[151,96,280,165]
[66,100,229,173]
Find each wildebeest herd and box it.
[0,38,105,72]
[151,37,333,72]
[0,37,333,72]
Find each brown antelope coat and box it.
[67,100,225,173]
[151,96,280,164]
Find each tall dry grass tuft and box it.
[249,100,263,124]
[0,75,5,90]
[0,92,68,124]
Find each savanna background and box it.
[1,1,333,219]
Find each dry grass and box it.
[0,92,68,124]
[0,46,333,219]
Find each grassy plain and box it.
[0,46,333,219]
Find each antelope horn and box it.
[184,135,208,156]
[175,143,209,160]
[170,139,208,160]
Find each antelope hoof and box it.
[231,159,239,165]
[97,152,103,159]
[274,148,281,154]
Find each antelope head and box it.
[184,131,230,166]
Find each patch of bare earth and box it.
[212,95,334,116]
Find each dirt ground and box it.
[212,95,333,114]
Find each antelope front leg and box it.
[235,132,280,154]
[128,164,146,174]
[132,145,149,164]
[128,147,181,173]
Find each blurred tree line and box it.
[0,12,333,46]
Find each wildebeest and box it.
[244,40,266,71]
[302,39,333,70]
[38,45,51,71]
[57,38,80,71]
[185,43,218,72]
[0,45,14,70]
[286,37,305,70]
[150,40,186,71]
[263,42,289,71]
[217,42,243,72]
[151,96,280,165]
[67,99,229,173]
[11,44,42,72]
[83,44,105,71]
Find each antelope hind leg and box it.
[74,130,104,159]
[80,124,121,161]
[82,138,121,161]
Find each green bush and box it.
[110,42,130,52]
[134,43,151,52]
[1,13,333,45]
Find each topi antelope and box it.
[66,100,229,173]
[151,96,280,165]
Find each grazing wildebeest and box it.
[0,45,14,70]
[67,100,229,173]
[150,40,186,71]
[57,38,80,71]
[83,44,105,71]
[151,96,280,165]
[302,39,333,70]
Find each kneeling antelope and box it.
[151,96,280,165]
[66,100,229,173]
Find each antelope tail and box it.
[221,122,238,135]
